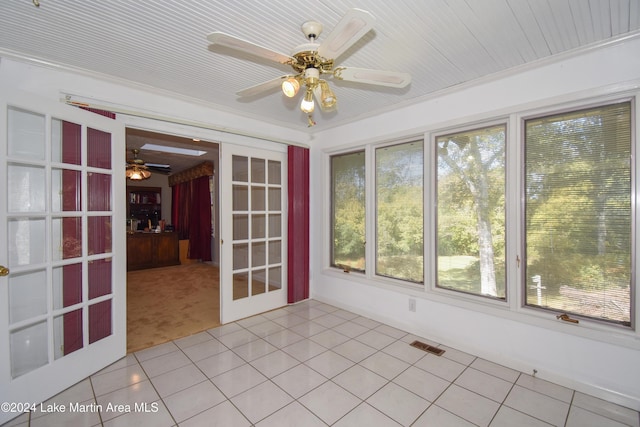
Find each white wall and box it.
[0,57,309,147]
[310,36,640,410]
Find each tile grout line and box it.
[79,304,637,427]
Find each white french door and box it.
[220,144,287,323]
[0,89,126,424]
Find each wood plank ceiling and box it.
[0,0,638,133]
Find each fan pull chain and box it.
[307,115,316,127]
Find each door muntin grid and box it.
[231,155,283,300]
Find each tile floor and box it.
[4,300,639,427]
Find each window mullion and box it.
[365,145,376,279]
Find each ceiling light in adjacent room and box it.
[126,165,151,180]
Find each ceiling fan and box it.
[206,8,411,125]
[126,149,171,180]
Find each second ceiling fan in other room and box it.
[126,148,171,181]
[206,8,411,126]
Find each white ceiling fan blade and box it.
[334,67,411,88]
[207,32,294,65]
[317,9,375,60]
[237,75,293,97]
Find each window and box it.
[331,151,365,272]
[326,96,635,331]
[376,141,423,283]
[436,125,506,299]
[524,102,632,325]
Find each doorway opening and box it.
[124,128,220,353]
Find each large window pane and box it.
[524,102,632,325]
[376,141,423,283]
[436,125,506,299]
[331,151,365,272]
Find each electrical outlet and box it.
[409,298,416,312]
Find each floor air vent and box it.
[410,340,445,356]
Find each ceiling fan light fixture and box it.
[282,77,300,98]
[300,88,315,113]
[126,148,151,180]
[126,165,151,180]
[319,80,337,109]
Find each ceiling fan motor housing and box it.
[301,20,323,41]
[290,44,334,74]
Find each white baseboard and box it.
[311,293,640,412]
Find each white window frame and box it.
[429,120,509,302]
[322,89,640,348]
[513,94,637,332]
[374,138,425,285]
[329,149,367,273]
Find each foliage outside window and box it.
[331,151,365,272]
[436,125,506,299]
[524,102,632,325]
[376,141,424,283]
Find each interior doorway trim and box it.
[61,92,309,148]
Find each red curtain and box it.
[287,146,310,303]
[81,107,115,120]
[172,176,211,261]
[188,176,212,261]
[172,182,192,240]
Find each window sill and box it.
[320,267,640,350]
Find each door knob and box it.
[0,266,9,277]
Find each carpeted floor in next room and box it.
[126,262,220,353]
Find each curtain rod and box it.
[60,93,310,149]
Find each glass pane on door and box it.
[87,128,112,169]
[52,263,82,309]
[8,218,46,266]
[52,168,81,212]
[8,164,45,212]
[11,322,48,378]
[8,107,45,160]
[52,118,81,164]
[52,217,82,260]
[8,270,46,323]
[88,173,112,211]
[233,271,249,300]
